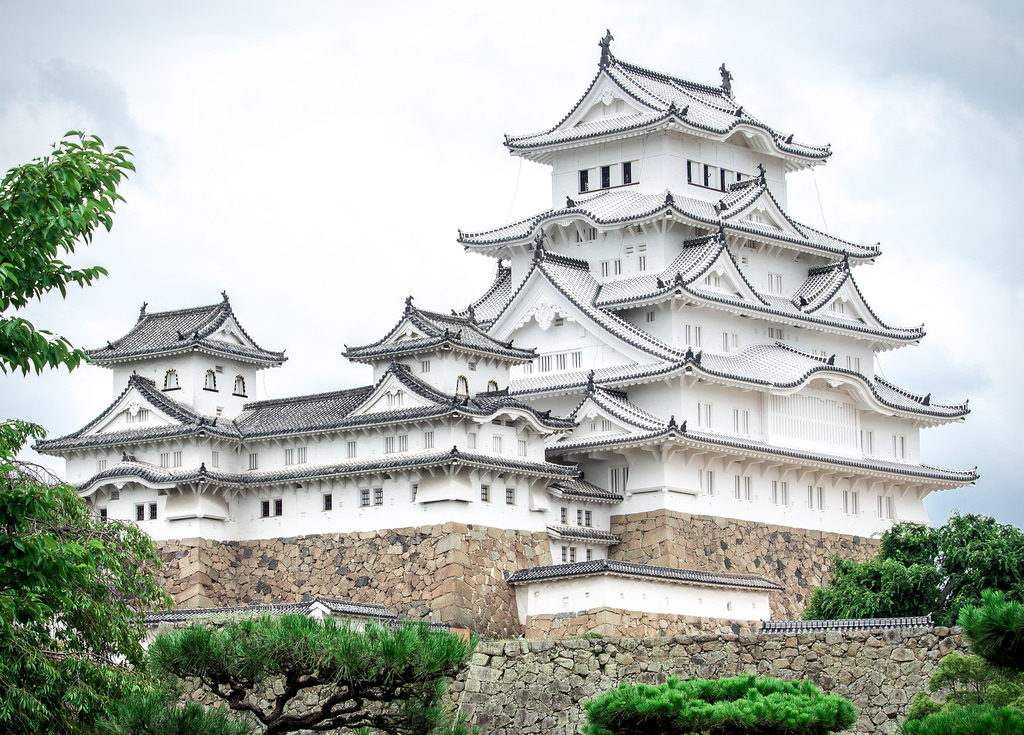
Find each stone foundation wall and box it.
[610,511,879,619]
[156,523,551,638]
[453,627,964,735]
[522,607,758,640]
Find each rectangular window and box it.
[860,430,874,456]
[373,488,383,506]
[323,493,333,511]
[684,324,703,347]
[518,439,527,457]
[767,327,785,340]
[481,484,490,502]
[808,485,824,510]
[261,500,271,517]
[579,169,589,192]
[560,506,567,523]
[893,434,907,459]
[423,431,434,449]
[613,259,622,275]
[600,261,610,278]
[767,272,784,294]
[172,450,182,467]
[699,468,715,496]
[410,483,418,502]
[601,165,611,189]
[697,402,712,428]
[248,452,258,471]
[149,502,158,520]
[561,545,568,563]
[771,481,789,506]
[569,546,577,563]
[211,450,220,468]
[576,508,584,526]
[571,351,582,369]
[384,436,396,454]
[622,161,632,184]
[492,436,502,453]
[584,510,592,527]
[638,254,647,271]
[734,475,752,501]
[360,488,370,507]
[843,490,860,515]
[159,452,169,468]
[421,360,430,373]
[609,466,628,493]
[846,355,862,372]
[99,508,107,521]
[297,446,306,464]
[732,409,750,435]
[398,435,408,452]
[97,459,108,472]
[284,448,294,465]
[538,355,552,372]
[136,504,145,522]
[273,499,282,516]
[586,548,593,561]
[468,432,477,449]
[555,353,566,370]
[347,440,357,458]
[505,487,516,505]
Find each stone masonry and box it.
[522,607,758,640]
[452,627,965,735]
[611,510,880,619]
[156,523,551,639]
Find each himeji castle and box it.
[36,35,976,638]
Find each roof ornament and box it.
[798,295,809,308]
[404,294,414,314]
[122,451,129,462]
[680,419,687,432]
[756,163,767,183]
[664,190,675,206]
[656,277,665,289]
[923,393,931,406]
[106,341,115,350]
[717,221,726,240]
[694,350,703,366]
[719,63,733,96]
[827,354,836,365]
[734,106,744,118]
[466,304,476,321]
[192,330,199,340]
[199,462,206,473]
[598,29,614,69]
[176,330,185,340]
[566,195,576,208]
[667,414,677,430]
[785,134,794,144]
[684,346,694,361]
[138,302,147,322]
[532,231,547,262]
[586,370,596,393]
[221,290,229,302]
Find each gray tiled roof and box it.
[344,297,533,362]
[506,559,782,591]
[458,185,878,260]
[504,55,828,163]
[570,383,665,432]
[547,478,623,503]
[760,615,933,634]
[546,524,622,544]
[78,446,579,495]
[460,263,513,325]
[86,294,286,367]
[145,597,398,624]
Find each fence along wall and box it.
[451,626,964,735]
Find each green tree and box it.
[805,514,1024,626]
[1,131,133,375]
[959,589,1024,672]
[582,674,857,735]
[148,615,477,735]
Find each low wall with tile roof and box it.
[609,510,880,619]
[155,523,552,639]
[522,607,758,640]
[451,626,965,735]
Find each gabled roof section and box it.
[506,559,782,591]
[145,597,398,624]
[569,380,666,433]
[458,262,513,325]
[458,186,879,261]
[547,478,623,503]
[489,246,684,364]
[86,293,286,367]
[35,374,238,453]
[503,41,829,168]
[344,296,534,363]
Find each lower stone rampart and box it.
[610,510,879,619]
[453,627,964,735]
[156,524,551,638]
[522,607,757,639]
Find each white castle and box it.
[37,36,975,632]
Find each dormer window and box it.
[455,376,469,398]
[163,369,180,391]
[233,375,246,397]
[204,370,217,391]
[486,380,499,392]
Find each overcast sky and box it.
[1,0,1021,528]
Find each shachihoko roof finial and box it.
[757,163,767,183]
[138,302,147,321]
[586,370,595,393]
[221,290,229,302]
[404,294,414,313]
[719,63,733,96]
[598,29,614,68]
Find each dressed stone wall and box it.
[452,627,964,735]
[156,523,551,638]
[522,607,757,640]
[610,510,880,618]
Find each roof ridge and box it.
[242,385,373,410]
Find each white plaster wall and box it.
[112,354,260,418]
[514,574,771,625]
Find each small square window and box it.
[586,548,593,561]
[480,484,490,502]
[421,360,430,373]
[261,500,271,517]
[569,546,577,562]
[505,487,516,505]
[576,508,584,526]
[274,499,283,516]
[518,439,528,457]
[584,510,592,527]
[323,493,333,511]
[297,447,307,464]
[374,488,384,506]
[347,441,357,458]
[492,436,502,453]
[423,431,434,449]
[211,450,219,468]
[248,452,259,471]
[561,545,568,562]
[410,484,418,502]
[149,502,158,520]
[360,488,370,507]
[99,507,108,521]
[135,504,145,522]
[560,507,567,523]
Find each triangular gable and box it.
[346,369,444,417]
[564,397,650,443]
[382,317,431,345]
[723,186,804,239]
[684,243,766,305]
[487,259,675,368]
[571,76,649,126]
[807,277,887,330]
[208,315,256,348]
[84,384,181,436]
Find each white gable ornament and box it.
[523,297,574,331]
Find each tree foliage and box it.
[0,131,133,374]
[0,422,171,734]
[805,514,1024,626]
[582,674,857,735]
[959,589,1024,672]
[148,615,476,735]
[102,684,254,735]
[900,704,1024,735]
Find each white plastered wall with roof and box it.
[513,573,771,625]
